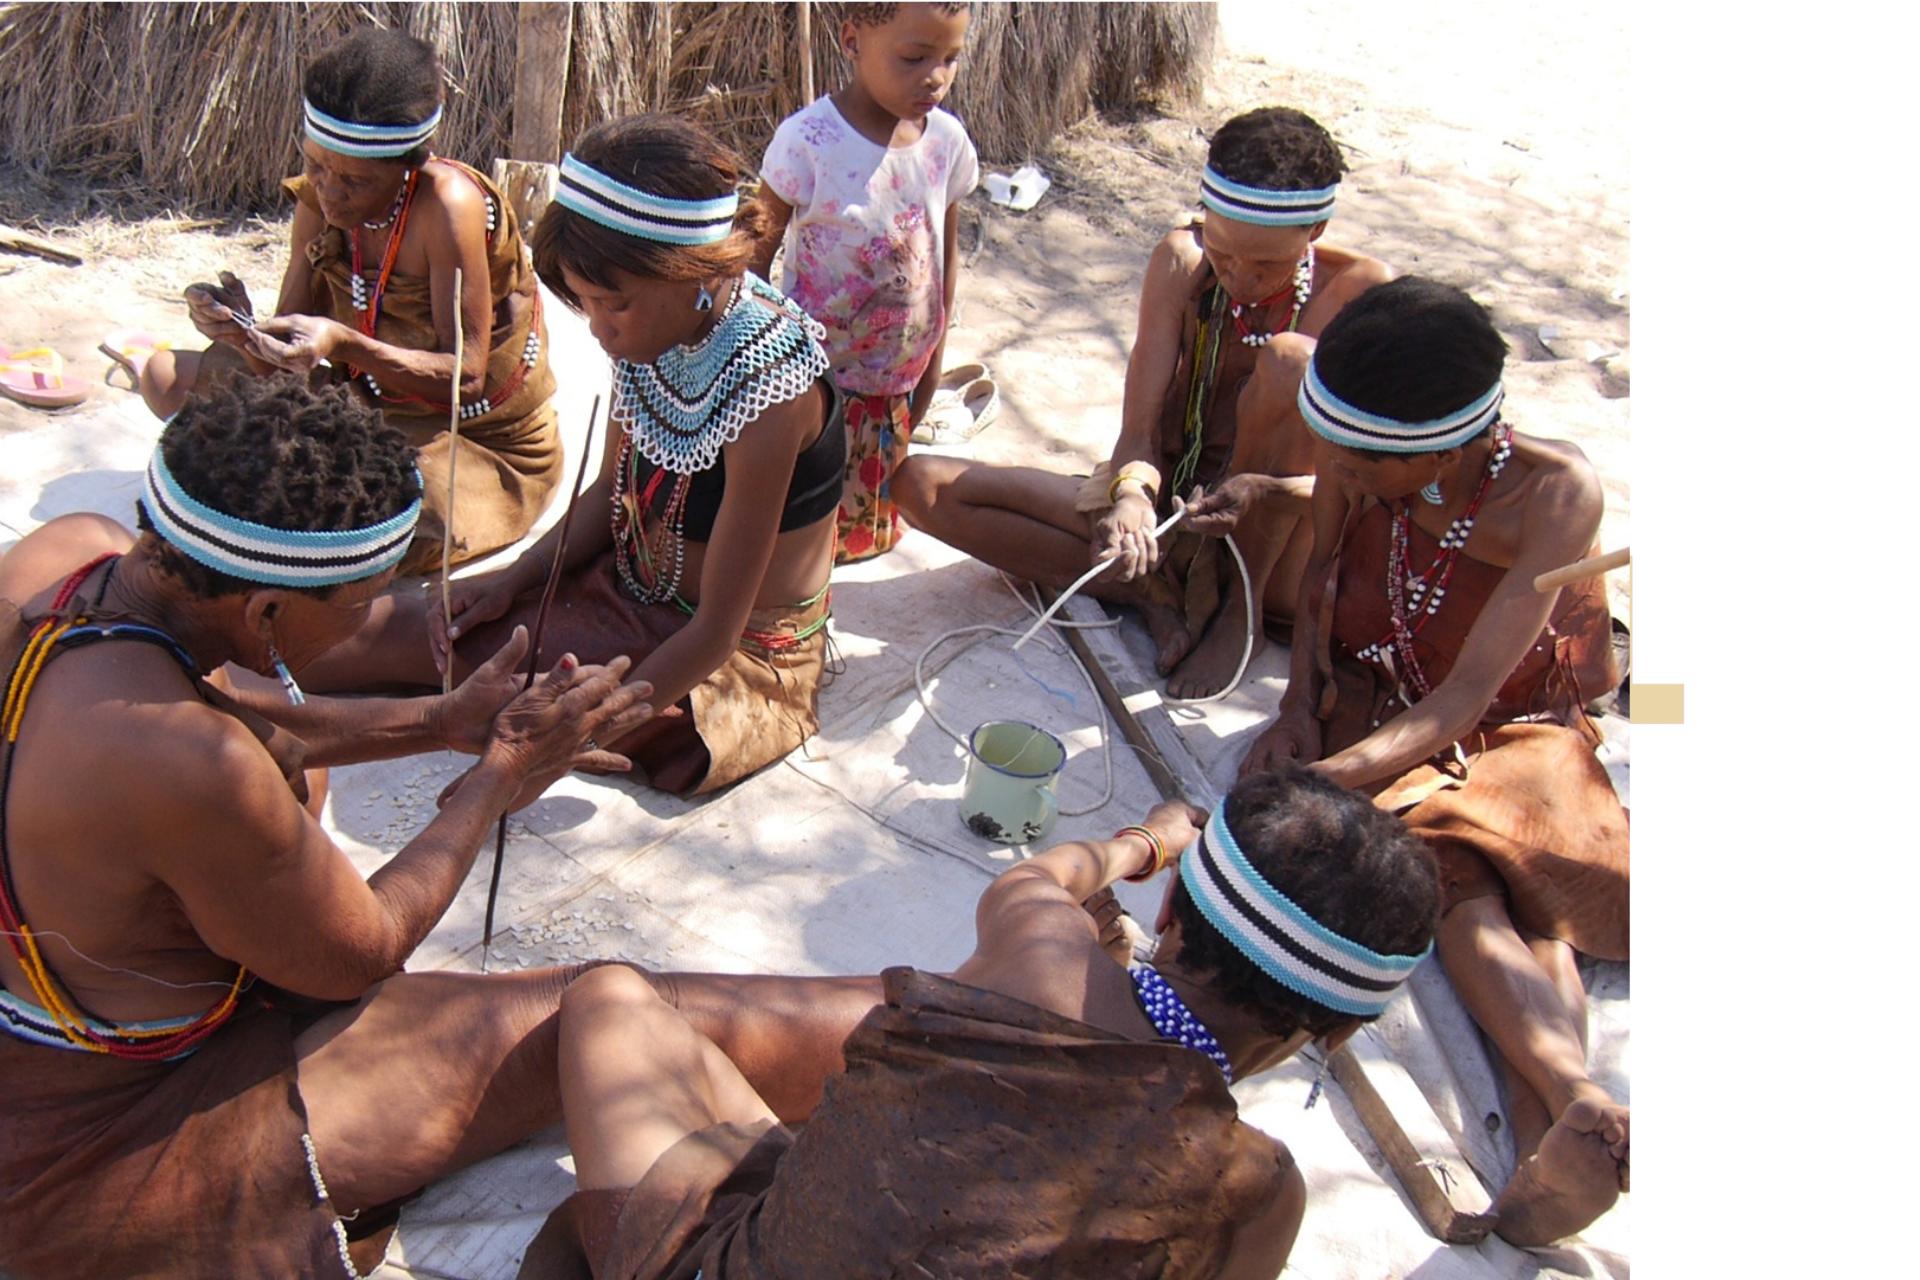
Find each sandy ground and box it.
[0,3,1630,1276]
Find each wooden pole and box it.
[511,2,573,164]
[797,1,815,103]
[1533,546,1630,593]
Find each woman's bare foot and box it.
[1492,1096,1630,1246]
[1139,598,1194,674]
[1166,613,1265,699]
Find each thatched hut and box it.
[0,2,1216,214]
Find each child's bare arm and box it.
[909,202,966,425]
[749,186,795,282]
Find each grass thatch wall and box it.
[0,2,1215,213]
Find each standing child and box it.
[757,2,979,562]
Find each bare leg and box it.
[138,348,201,420]
[296,967,584,1214]
[559,967,778,1190]
[894,454,1191,669]
[1436,897,1628,1243]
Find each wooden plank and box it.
[0,223,82,266]
[511,2,574,165]
[1329,1033,1499,1244]
[796,1,815,104]
[1045,591,1212,804]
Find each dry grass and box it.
[0,2,1214,215]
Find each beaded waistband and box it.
[0,985,209,1060]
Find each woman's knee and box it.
[892,454,959,527]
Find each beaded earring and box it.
[694,283,714,312]
[267,634,307,707]
[1304,1048,1330,1109]
[1421,476,1444,506]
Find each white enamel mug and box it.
[959,720,1066,844]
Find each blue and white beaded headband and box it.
[1179,802,1429,1018]
[1298,360,1505,454]
[303,99,442,159]
[142,449,421,588]
[1200,166,1338,227]
[554,153,739,246]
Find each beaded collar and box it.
[1130,964,1233,1082]
[612,272,829,475]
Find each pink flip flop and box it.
[0,347,89,409]
[98,328,172,391]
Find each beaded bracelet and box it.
[1116,825,1170,882]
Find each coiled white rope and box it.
[912,506,1262,818]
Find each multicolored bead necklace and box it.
[1355,422,1514,696]
[1,554,248,1059]
[1230,243,1315,347]
[347,167,418,319]
[1130,964,1233,1082]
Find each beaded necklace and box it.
[1229,243,1315,347]
[361,178,409,231]
[1354,422,1514,696]
[0,555,248,1060]
[609,274,830,604]
[1130,964,1233,1082]
[347,167,418,322]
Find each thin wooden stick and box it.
[440,267,466,694]
[480,395,601,964]
[1533,546,1629,593]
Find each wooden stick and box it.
[797,1,815,103]
[0,222,81,266]
[1328,1037,1499,1243]
[1533,546,1629,593]
[440,267,465,695]
[481,395,601,962]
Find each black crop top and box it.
[630,382,848,541]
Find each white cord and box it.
[913,509,1263,819]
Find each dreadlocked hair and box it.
[136,375,421,599]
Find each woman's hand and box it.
[183,270,258,347]
[445,650,654,812]
[247,313,344,374]
[1239,706,1323,779]
[1093,491,1161,580]
[435,627,532,755]
[428,567,526,678]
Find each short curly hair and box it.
[533,114,770,300]
[303,28,443,168]
[135,376,421,599]
[1311,275,1510,458]
[1170,764,1440,1040]
[841,3,971,28]
[1207,106,1347,194]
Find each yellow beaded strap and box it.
[1,563,249,1060]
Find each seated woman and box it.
[0,377,648,1277]
[136,27,562,576]
[307,114,845,796]
[894,107,1389,699]
[1194,276,1630,1245]
[519,766,1441,1279]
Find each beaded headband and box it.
[303,99,442,159]
[1200,166,1337,227]
[1299,360,1505,454]
[142,448,421,587]
[1179,801,1429,1018]
[554,153,739,246]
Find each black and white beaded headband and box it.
[142,449,421,587]
[1299,360,1504,454]
[1179,802,1428,1018]
[1200,166,1338,227]
[304,99,442,159]
[554,153,739,246]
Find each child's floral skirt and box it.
[835,390,912,563]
